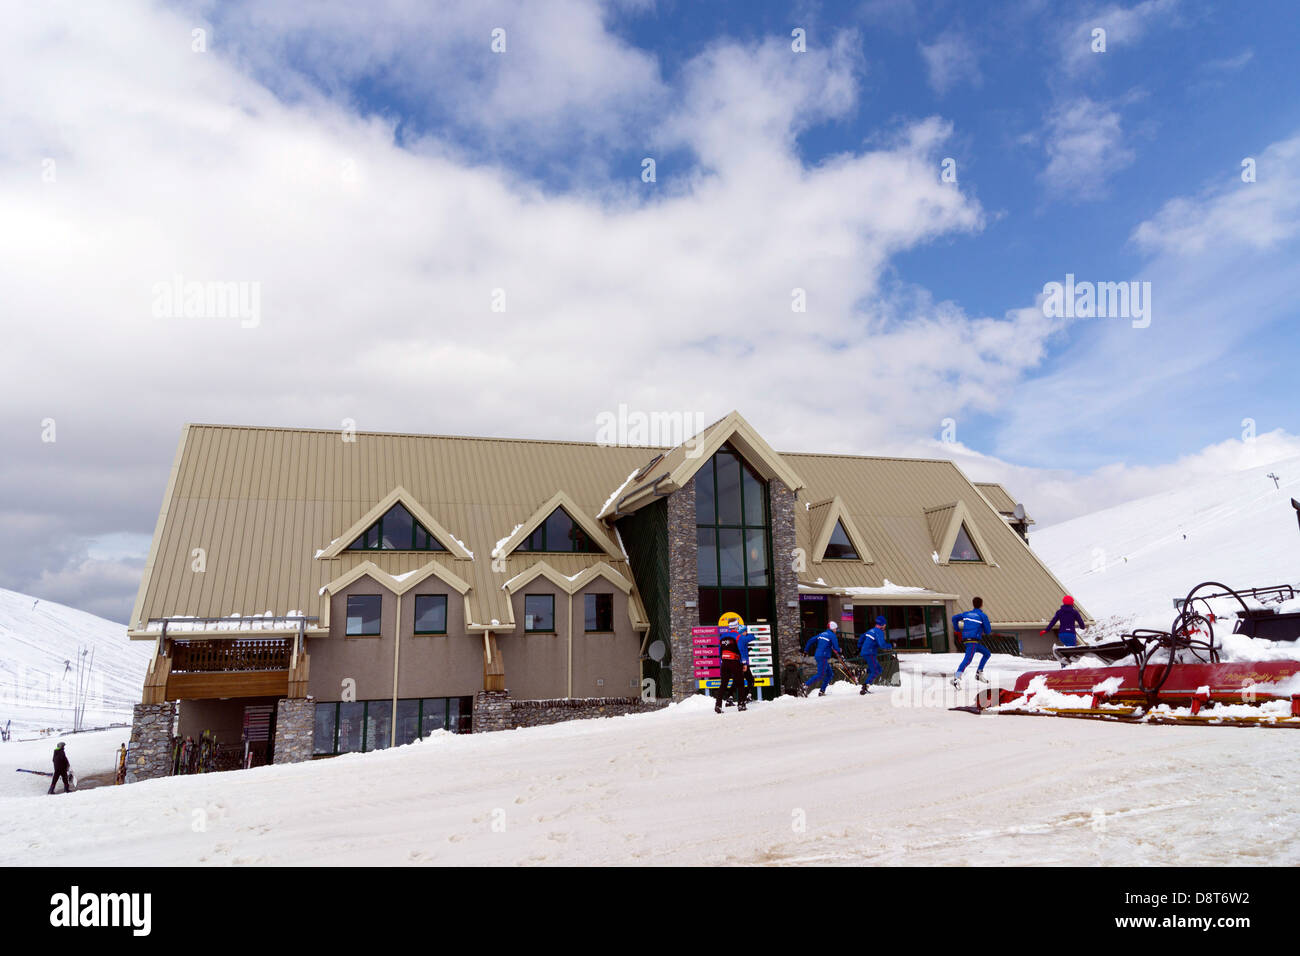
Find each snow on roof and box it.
[600,468,640,517]
[491,525,523,559]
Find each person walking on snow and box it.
[951,597,992,687]
[715,630,748,713]
[857,615,893,694]
[48,742,72,794]
[1042,595,1087,647]
[802,621,841,696]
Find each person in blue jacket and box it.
[802,621,841,697]
[1041,595,1087,646]
[856,615,893,695]
[951,596,992,686]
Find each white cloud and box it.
[1,0,1029,617]
[918,30,982,95]
[1039,96,1135,199]
[1058,0,1181,75]
[1132,135,1300,257]
[914,430,1300,529]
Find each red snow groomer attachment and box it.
[983,581,1300,728]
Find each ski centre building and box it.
[122,411,1084,780]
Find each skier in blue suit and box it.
[802,621,841,697]
[951,597,992,686]
[856,615,893,694]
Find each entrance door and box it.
[242,704,275,768]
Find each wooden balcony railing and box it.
[170,638,291,674]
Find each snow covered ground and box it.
[0,588,152,737]
[1033,456,1300,628]
[1,728,128,798]
[3,672,1296,866]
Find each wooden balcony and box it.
[142,637,310,703]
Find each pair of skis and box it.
[15,768,76,791]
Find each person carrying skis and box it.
[857,615,893,695]
[951,597,992,686]
[1041,595,1087,647]
[802,621,841,697]
[715,629,748,713]
[48,742,72,794]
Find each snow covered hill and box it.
[1032,456,1300,628]
[2,679,1296,866]
[0,588,152,737]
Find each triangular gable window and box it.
[949,523,982,562]
[823,520,859,560]
[347,503,447,552]
[516,507,603,553]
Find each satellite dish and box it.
[1013,503,1026,520]
[648,640,666,662]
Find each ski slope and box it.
[2,675,1296,867]
[0,588,152,737]
[1033,456,1300,628]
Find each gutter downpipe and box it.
[568,591,574,699]
[391,593,401,748]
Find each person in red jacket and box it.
[714,630,748,713]
[1041,595,1087,647]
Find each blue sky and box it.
[2,0,1300,621]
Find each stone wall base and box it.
[472,691,668,733]
[125,702,177,783]
[273,698,315,765]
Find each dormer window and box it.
[949,524,982,562]
[823,520,859,560]
[516,507,603,553]
[346,503,447,552]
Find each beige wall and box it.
[310,575,399,702]
[396,582,481,699]
[495,579,639,700]
[309,572,640,703]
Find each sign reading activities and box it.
[692,626,721,689]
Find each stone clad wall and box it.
[125,702,176,783]
[770,480,800,672]
[472,691,667,732]
[273,698,315,764]
[666,477,699,700]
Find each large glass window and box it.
[413,594,448,634]
[337,702,364,753]
[346,502,447,552]
[695,445,773,627]
[949,524,982,562]
[517,508,603,553]
[314,698,474,755]
[346,594,382,636]
[395,699,420,747]
[524,594,555,632]
[365,700,392,751]
[313,704,337,755]
[585,593,613,632]
[823,520,859,560]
